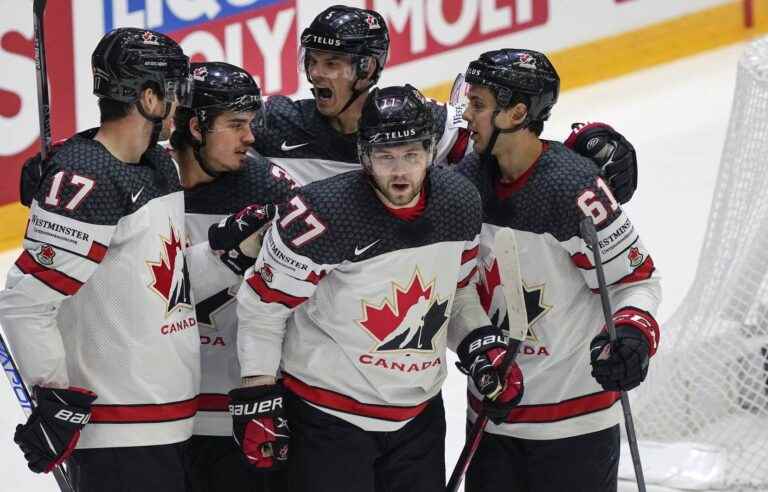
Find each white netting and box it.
[632,37,768,490]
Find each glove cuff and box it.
[564,122,615,150]
[612,307,659,357]
[456,325,508,369]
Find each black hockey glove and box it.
[209,203,276,252]
[590,308,660,391]
[457,326,524,425]
[229,384,289,470]
[19,143,64,207]
[14,386,97,473]
[564,122,638,204]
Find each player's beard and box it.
[374,174,425,207]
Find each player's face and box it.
[304,50,358,116]
[369,141,430,207]
[462,85,498,154]
[200,111,257,172]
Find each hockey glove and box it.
[564,122,638,204]
[19,141,66,207]
[209,204,276,252]
[229,384,289,470]
[457,326,524,425]
[14,386,97,473]
[590,308,660,391]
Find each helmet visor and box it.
[166,75,194,107]
[359,137,435,174]
[449,73,470,113]
[299,48,358,83]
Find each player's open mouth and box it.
[392,183,409,192]
[315,87,333,100]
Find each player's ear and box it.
[189,116,203,141]
[139,85,162,114]
[497,103,528,130]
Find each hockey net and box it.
[631,36,768,490]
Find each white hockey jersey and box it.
[458,142,661,440]
[0,132,201,449]
[183,154,297,436]
[237,168,490,432]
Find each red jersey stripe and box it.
[570,252,593,270]
[461,245,479,265]
[283,373,429,422]
[618,256,655,284]
[468,390,620,424]
[447,128,470,164]
[87,241,108,263]
[457,266,478,289]
[91,396,198,424]
[15,251,83,296]
[246,272,306,309]
[198,393,229,412]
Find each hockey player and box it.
[455,49,661,491]
[252,4,638,206]
[169,61,296,491]
[0,28,199,491]
[229,85,522,492]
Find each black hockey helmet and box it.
[301,5,389,85]
[92,28,192,107]
[464,49,560,124]
[357,84,436,171]
[180,62,264,130]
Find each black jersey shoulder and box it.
[184,153,296,215]
[35,130,180,226]
[253,96,358,163]
[277,167,481,266]
[476,141,610,241]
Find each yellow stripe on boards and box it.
[0,202,28,252]
[422,0,768,101]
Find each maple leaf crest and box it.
[358,271,448,353]
[148,222,192,316]
[476,257,548,343]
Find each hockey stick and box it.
[33,0,52,162]
[579,217,646,492]
[0,332,74,492]
[446,228,528,492]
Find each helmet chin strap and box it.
[135,100,172,151]
[481,108,529,162]
[191,132,223,179]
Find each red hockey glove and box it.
[564,122,638,204]
[590,308,660,391]
[14,386,97,473]
[229,384,289,470]
[457,326,524,424]
[208,204,276,252]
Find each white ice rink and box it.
[0,42,751,491]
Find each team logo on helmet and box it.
[365,14,381,30]
[142,31,160,46]
[192,66,208,82]
[515,52,537,70]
